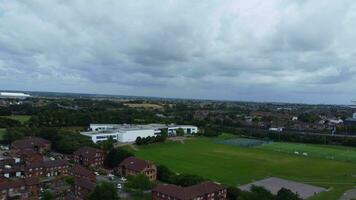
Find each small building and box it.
[152,181,227,200]
[74,177,96,200]
[69,165,96,182]
[73,147,104,168]
[118,156,157,181]
[11,137,51,154]
[167,125,198,135]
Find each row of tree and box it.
[3,127,95,154]
[135,134,166,145]
[0,117,22,128]
[232,127,356,147]
[228,185,302,200]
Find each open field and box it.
[258,142,356,163]
[131,136,356,200]
[0,115,31,123]
[0,128,5,140]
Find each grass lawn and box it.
[131,136,356,200]
[0,128,5,140]
[257,142,356,163]
[0,115,31,123]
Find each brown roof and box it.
[73,146,103,158]
[26,159,69,169]
[12,137,50,150]
[75,178,96,191]
[69,165,95,179]
[153,182,226,200]
[119,156,152,172]
[24,177,40,186]
[0,177,40,190]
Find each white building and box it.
[0,92,30,99]
[269,127,284,132]
[167,125,198,135]
[81,123,198,143]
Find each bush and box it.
[125,174,152,190]
[157,165,205,187]
[104,147,133,168]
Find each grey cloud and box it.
[0,0,356,104]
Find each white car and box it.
[120,177,127,182]
[117,183,122,189]
[94,172,100,176]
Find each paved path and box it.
[339,189,356,200]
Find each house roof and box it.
[70,165,95,179]
[26,159,69,169]
[0,177,40,190]
[75,178,96,191]
[12,137,50,150]
[153,182,226,200]
[73,146,103,158]
[119,156,153,172]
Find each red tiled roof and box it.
[119,156,151,172]
[73,146,103,158]
[12,137,50,149]
[70,165,95,179]
[153,182,226,200]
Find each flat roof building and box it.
[81,123,198,144]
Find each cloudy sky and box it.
[0,0,356,104]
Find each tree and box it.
[65,176,75,186]
[125,174,152,190]
[40,190,55,200]
[100,136,116,153]
[227,187,240,200]
[157,165,175,183]
[176,128,185,136]
[277,188,302,200]
[203,127,221,137]
[249,185,275,200]
[4,128,25,143]
[104,147,133,168]
[173,174,205,187]
[89,182,119,200]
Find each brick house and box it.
[11,137,51,154]
[0,177,40,200]
[118,156,157,181]
[16,149,43,164]
[152,182,227,200]
[69,165,96,182]
[26,159,70,177]
[74,177,96,200]
[73,147,104,168]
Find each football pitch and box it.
[132,136,356,200]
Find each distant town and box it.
[0,91,356,200]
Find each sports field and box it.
[0,115,31,123]
[258,142,356,163]
[132,136,356,200]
